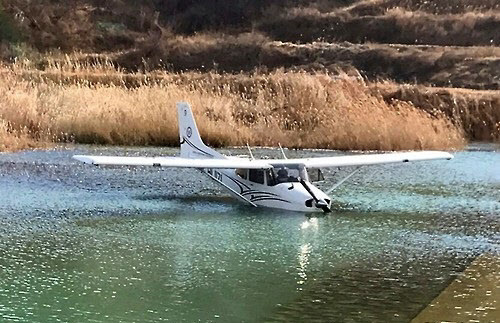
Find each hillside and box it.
[0,0,498,151]
[1,0,498,89]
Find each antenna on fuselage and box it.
[278,143,287,159]
[246,143,255,160]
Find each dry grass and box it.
[371,82,500,141]
[9,52,498,142]
[0,63,465,152]
[0,120,42,152]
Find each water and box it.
[0,144,498,322]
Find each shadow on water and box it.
[134,193,239,205]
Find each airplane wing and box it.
[270,151,453,168]
[74,151,452,169]
[73,155,272,169]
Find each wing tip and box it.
[425,151,454,160]
[73,155,96,165]
[443,152,454,160]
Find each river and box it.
[0,144,498,322]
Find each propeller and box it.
[299,178,331,213]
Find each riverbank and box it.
[412,253,499,322]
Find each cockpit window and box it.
[268,164,308,186]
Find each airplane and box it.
[73,102,454,213]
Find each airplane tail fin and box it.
[176,102,222,159]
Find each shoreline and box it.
[412,253,500,322]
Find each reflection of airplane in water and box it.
[74,103,453,213]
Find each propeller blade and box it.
[300,179,331,213]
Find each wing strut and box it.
[278,143,287,159]
[246,143,255,160]
[202,171,257,207]
[326,166,363,194]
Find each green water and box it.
[0,144,498,322]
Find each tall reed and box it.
[0,64,465,151]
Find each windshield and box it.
[268,164,308,186]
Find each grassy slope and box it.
[0,0,498,150]
[3,0,498,89]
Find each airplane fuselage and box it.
[203,167,332,213]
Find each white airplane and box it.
[73,102,453,213]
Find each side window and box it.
[248,169,265,184]
[307,168,324,182]
[236,169,247,180]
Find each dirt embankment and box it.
[258,8,500,46]
[1,0,499,90]
[108,34,500,90]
